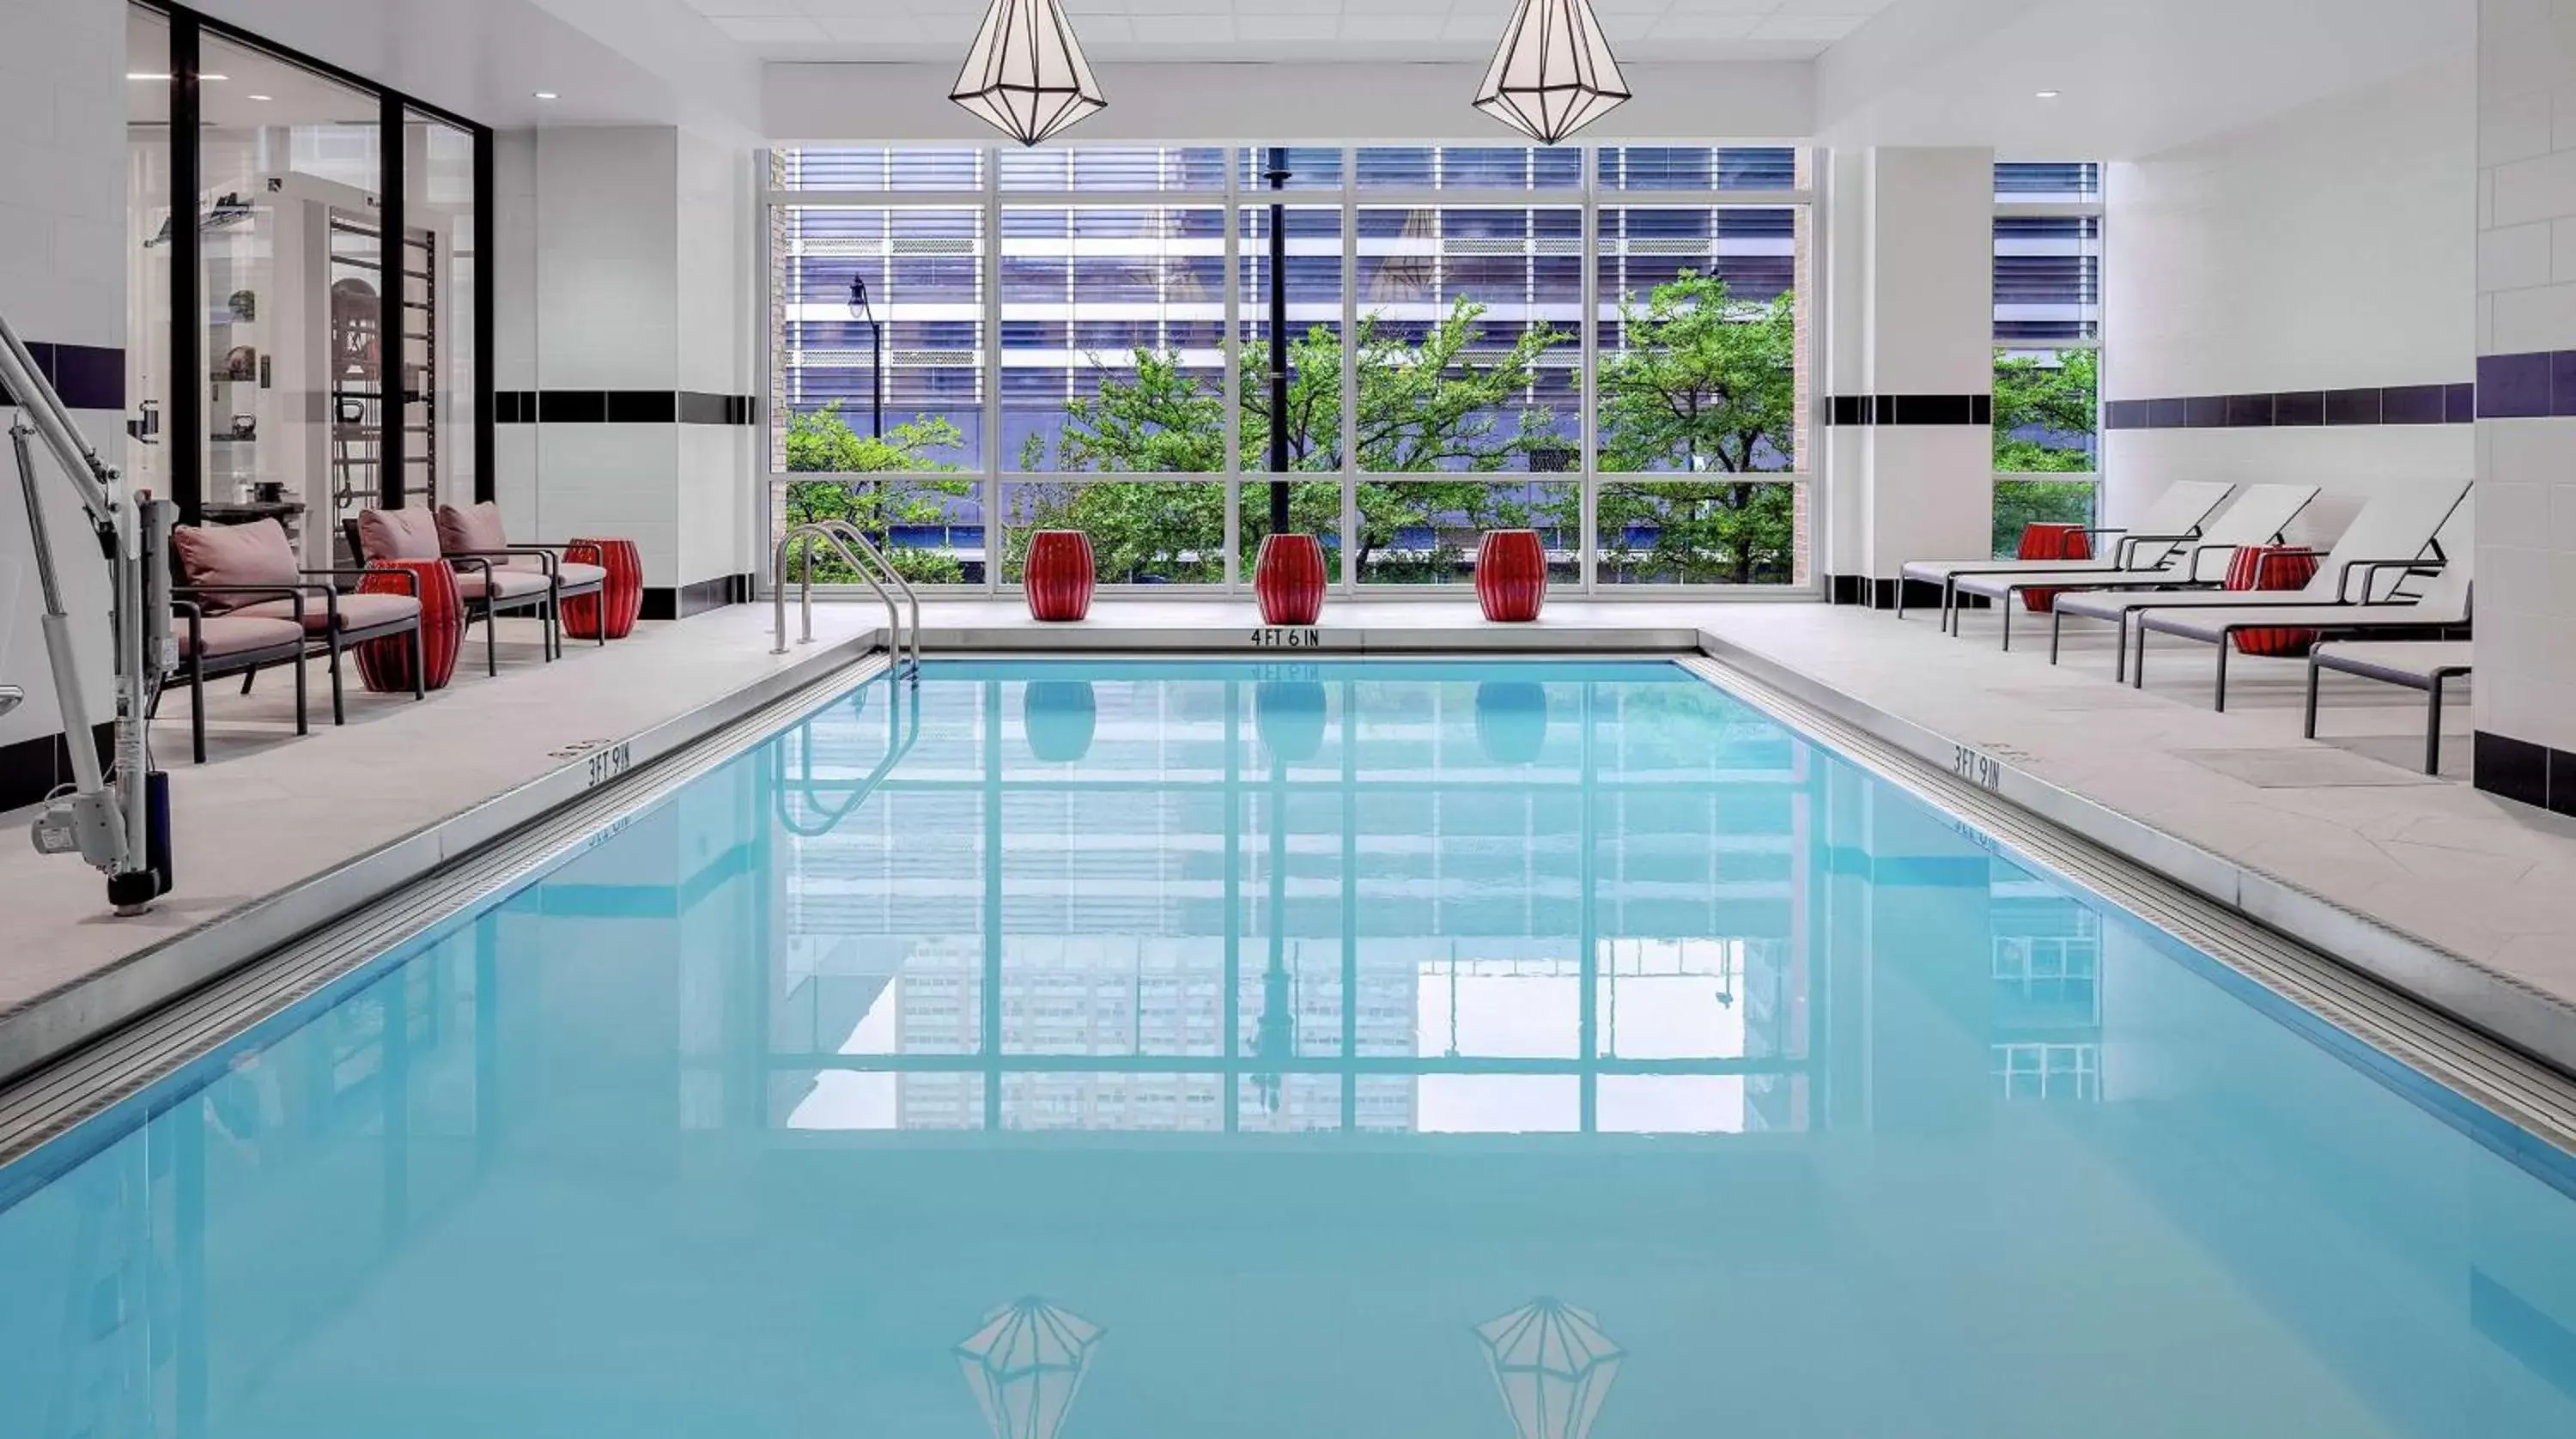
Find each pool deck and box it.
[6,595,2574,1084]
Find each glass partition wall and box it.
[768,145,1816,596]
[125,3,490,558]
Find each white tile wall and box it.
[534,128,683,393]
[2480,0,2576,754]
[0,0,125,752]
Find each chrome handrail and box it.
[775,523,918,680]
[807,517,923,677]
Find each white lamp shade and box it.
[951,0,1107,147]
[1473,0,1633,146]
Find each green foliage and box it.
[1993,348,2099,473]
[1006,481,1227,584]
[1592,272,1800,584]
[781,403,974,584]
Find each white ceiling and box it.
[679,0,1907,63]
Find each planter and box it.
[1254,532,1327,626]
[355,560,460,693]
[1024,530,1096,622]
[1474,529,1549,622]
[2223,544,2323,657]
[2014,522,2092,612]
[562,537,642,640]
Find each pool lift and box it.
[0,307,174,914]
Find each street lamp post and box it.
[848,273,884,440]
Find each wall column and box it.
[2474,2,2576,809]
[1824,146,1996,607]
[494,125,756,620]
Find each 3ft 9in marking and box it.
[585,742,634,789]
[1951,745,2003,791]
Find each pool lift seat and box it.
[1,307,173,914]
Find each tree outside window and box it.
[1992,348,2099,557]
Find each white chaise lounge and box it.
[1896,479,2237,630]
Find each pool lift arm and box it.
[0,307,173,914]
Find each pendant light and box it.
[1473,0,1633,146]
[950,0,1107,148]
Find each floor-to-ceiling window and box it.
[1991,161,2103,556]
[766,143,1815,595]
[125,2,490,554]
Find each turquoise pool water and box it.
[3,659,2573,1438]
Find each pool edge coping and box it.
[0,630,889,1087]
[1693,629,2576,1081]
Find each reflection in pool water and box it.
[1,660,2573,1438]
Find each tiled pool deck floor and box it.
[4,596,2569,1082]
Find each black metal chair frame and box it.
[155,594,311,764]
[447,547,606,674]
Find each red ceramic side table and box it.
[2223,544,2322,657]
[2015,522,2092,613]
[563,537,642,641]
[1255,532,1327,626]
[1024,530,1096,621]
[355,560,460,693]
[1475,529,1548,622]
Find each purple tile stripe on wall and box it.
[2480,352,2553,418]
[2103,377,2484,428]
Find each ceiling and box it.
[677,0,1907,63]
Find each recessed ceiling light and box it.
[533,91,559,100]
[247,94,272,102]
[2035,89,2062,99]
[125,72,169,81]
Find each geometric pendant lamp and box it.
[1475,1298,1625,1439]
[951,0,1108,147]
[1473,0,1633,146]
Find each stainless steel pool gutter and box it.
[0,634,888,1096]
[1687,644,2576,1151]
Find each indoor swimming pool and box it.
[2,658,2573,1437]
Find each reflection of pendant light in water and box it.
[1022,681,1097,764]
[956,1298,1104,1439]
[1476,1298,1624,1439]
[1474,682,1551,766]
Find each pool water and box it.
[3,659,2573,1439]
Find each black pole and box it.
[379,92,405,509]
[1265,146,1290,534]
[169,14,203,527]
[473,124,495,503]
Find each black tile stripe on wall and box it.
[2467,349,2576,418]
[1825,394,1994,426]
[2105,382,2474,429]
[0,343,125,412]
[495,391,756,426]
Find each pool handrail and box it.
[774,520,920,680]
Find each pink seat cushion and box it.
[175,613,305,659]
[173,519,298,612]
[556,561,607,590]
[453,568,553,602]
[436,501,513,557]
[358,507,443,562]
[237,592,421,633]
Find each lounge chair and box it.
[2135,515,2472,709]
[433,501,611,662]
[172,518,425,728]
[1952,483,2320,651]
[2305,641,2472,776]
[2048,482,2472,683]
[156,603,310,764]
[1897,479,2236,628]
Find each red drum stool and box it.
[1024,530,1096,621]
[356,560,461,693]
[1255,533,1327,626]
[1475,529,1549,622]
[2016,522,2093,613]
[562,537,641,641]
[2223,544,2323,657]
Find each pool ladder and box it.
[774,519,921,682]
